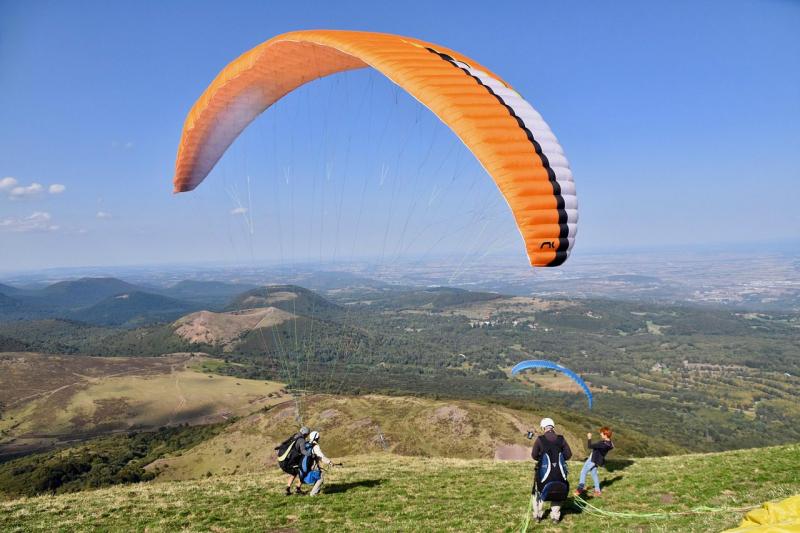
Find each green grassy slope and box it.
[2,444,797,532]
[146,394,676,483]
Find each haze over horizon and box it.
[1,239,798,277]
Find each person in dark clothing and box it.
[278,426,311,495]
[531,420,573,463]
[575,426,614,496]
[531,417,572,523]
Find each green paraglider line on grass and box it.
[518,493,534,532]
[517,494,759,532]
[571,495,759,519]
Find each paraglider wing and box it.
[511,359,593,408]
[173,30,577,267]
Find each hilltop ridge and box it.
[225,284,340,316]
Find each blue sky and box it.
[1,0,798,272]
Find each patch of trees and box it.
[0,424,225,498]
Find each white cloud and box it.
[9,182,44,199]
[96,211,112,219]
[0,177,18,190]
[111,140,135,150]
[2,178,66,199]
[0,211,59,232]
[230,207,248,215]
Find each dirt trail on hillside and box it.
[168,365,188,426]
[494,444,531,461]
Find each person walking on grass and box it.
[300,430,336,496]
[531,417,572,524]
[275,426,311,495]
[574,426,614,497]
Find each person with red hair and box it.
[575,427,615,496]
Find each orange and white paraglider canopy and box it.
[174,30,577,267]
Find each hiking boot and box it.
[284,487,292,496]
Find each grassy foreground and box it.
[2,444,798,532]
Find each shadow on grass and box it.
[562,475,624,517]
[324,478,382,494]
[605,459,635,472]
[599,474,624,490]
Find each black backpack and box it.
[276,434,303,471]
[533,435,570,502]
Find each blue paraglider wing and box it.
[511,359,593,409]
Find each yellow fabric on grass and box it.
[724,495,800,533]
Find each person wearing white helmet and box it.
[530,417,572,523]
[301,431,335,496]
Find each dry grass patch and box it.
[0,354,286,457]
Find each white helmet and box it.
[308,431,320,443]
[540,418,555,430]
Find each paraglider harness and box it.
[533,435,570,503]
[298,442,322,485]
[276,433,305,475]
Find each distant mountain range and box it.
[160,280,259,306]
[0,277,262,326]
[71,291,199,326]
[38,277,143,308]
[0,283,25,297]
[0,277,372,328]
